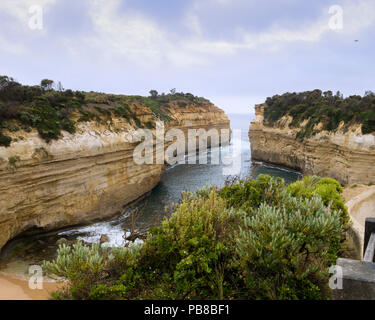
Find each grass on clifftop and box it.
[0,76,212,147]
[43,174,348,300]
[263,90,375,140]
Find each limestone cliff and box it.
[0,102,230,250]
[249,104,375,186]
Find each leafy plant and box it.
[236,194,342,299]
[43,175,347,301]
[43,242,113,299]
[7,156,20,171]
[138,189,241,299]
[263,90,375,138]
[0,133,11,147]
[0,75,213,146]
[287,176,348,227]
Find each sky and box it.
[0,0,374,114]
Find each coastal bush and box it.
[177,102,187,108]
[362,118,375,134]
[287,176,348,264]
[43,175,346,300]
[144,121,155,129]
[135,190,241,299]
[0,133,11,147]
[7,156,20,171]
[43,191,241,300]
[0,75,212,145]
[219,174,345,297]
[263,90,375,138]
[236,195,342,299]
[141,97,171,121]
[287,176,348,227]
[219,174,286,211]
[43,242,115,299]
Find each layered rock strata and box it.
[249,104,375,186]
[0,103,230,250]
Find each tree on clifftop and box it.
[40,79,54,91]
[56,81,64,92]
[149,90,158,98]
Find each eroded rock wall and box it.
[249,104,375,186]
[0,103,230,250]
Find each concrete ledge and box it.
[332,258,375,300]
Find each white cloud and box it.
[184,13,202,36]
[342,0,375,34]
[0,0,56,54]
[33,0,375,70]
[81,0,206,67]
[3,0,374,67]
[0,0,56,26]
[182,0,375,55]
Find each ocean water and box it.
[0,114,301,272]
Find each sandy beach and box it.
[0,274,59,300]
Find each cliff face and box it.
[0,102,230,250]
[249,104,375,186]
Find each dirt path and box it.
[342,184,375,259]
[342,184,374,203]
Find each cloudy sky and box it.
[0,0,374,114]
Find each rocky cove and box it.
[0,101,230,253]
[0,111,302,281]
[1,88,372,300]
[0,111,304,300]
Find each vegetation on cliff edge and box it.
[263,90,375,140]
[0,76,212,146]
[43,174,348,300]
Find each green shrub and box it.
[43,242,112,299]
[0,133,11,147]
[43,175,346,300]
[61,118,76,134]
[287,176,348,227]
[362,119,375,134]
[144,121,155,129]
[287,176,348,265]
[9,125,19,132]
[137,97,171,121]
[25,97,75,141]
[89,284,128,300]
[112,105,130,120]
[8,156,20,165]
[219,174,286,211]
[236,194,342,300]
[7,156,20,170]
[43,242,142,300]
[263,90,375,138]
[94,106,111,116]
[138,190,241,299]
[177,102,187,108]
[77,109,96,123]
[21,125,32,133]
[0,75,217,145]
